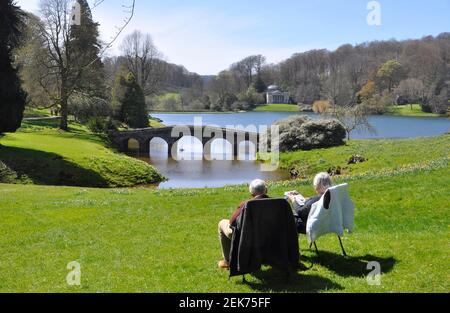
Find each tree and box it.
[332,104,374,140]
[312,100,330,114]
[230,55,266,91]
[112,73,149,128]
[15,12,52,108]
[0,0,27,133]
[120,31,166,96]
[70,0,104,97]
[25,0,135,131]
[376,60,405,92]
[253,74,267,93]
[429,84,449,114]
[394,78,426,109]
[357,80,376,103]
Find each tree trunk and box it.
[60,97,68,131]
[59,79,69,131]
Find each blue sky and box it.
[18,0,450,75]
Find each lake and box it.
[136,112,449,189]
[151,111,450,139]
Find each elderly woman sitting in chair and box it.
[286,172,332,234]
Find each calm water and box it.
[151,111,450,139]
[138,111,449,189]
[134,153,290,189]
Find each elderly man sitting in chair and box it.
[217,179,269,269]
[286,172,332,234]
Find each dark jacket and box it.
[294,195,321,234]
[230,194,269,227]
[229,198,300,277]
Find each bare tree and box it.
[29,0,135,130]
[120,30,166,96]
[230,55,266,91]
[332,104,374,140]
[394,78,427,108]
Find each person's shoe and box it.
[218,260,230,269]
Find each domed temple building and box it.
[266,85,290,104]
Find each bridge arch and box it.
[127,138,140,152]
[204,138,233,161]
[149,137,169,159]
[172,136,204,161]
[238,141,257,161]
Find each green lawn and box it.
[23,107,52,118]
[149,117,165,128]
[387,104,447,117]
[278,135,450,179]
[0,120,164,187]
[0,130,448,292]
[0,162,448,292]
[254,104,300,112]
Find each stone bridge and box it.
[108,125,260,156]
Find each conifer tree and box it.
[112,72,149,129]
[0,0,26,133]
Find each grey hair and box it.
[249,179,267,196]
[313,172,332,194]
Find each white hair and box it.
[249,179,267,196]
[313,172,332,194]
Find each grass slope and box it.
[279,135,450,178]
[0,120,164,188]
[387,104,447,117]
[0,162,448,292]
[0,133,448,292]
[254,104,300,112]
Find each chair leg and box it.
[313,242,320,256]
[338,236,347,257]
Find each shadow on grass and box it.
[241,267,343,293]
[303,251,397,278]
[0,145,109,187]
[236,252,396,292]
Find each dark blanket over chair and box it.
[229,198,300,278]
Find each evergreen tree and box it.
[0,0,26,133]
[253,74,267,93]
[70,0,104,97]
[112,72,149,128]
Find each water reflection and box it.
[131,141,287,189]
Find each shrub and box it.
[86,117,119,134]
[312,100,330,114]
[261,115,346,152]
[68,93,112,123]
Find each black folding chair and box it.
[229,198,300,282]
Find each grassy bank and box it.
[0,130,450,292]
[278,135,450,178]
[0,160,448,292]
[0,119,164,188]
[387,104,447,117]
[254,104,300,112]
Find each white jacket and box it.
[306,183,355,243]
